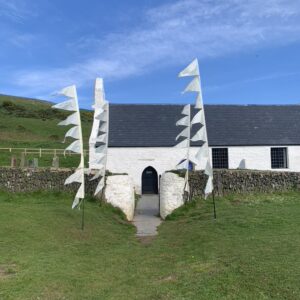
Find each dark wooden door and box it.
[142,167,158,194]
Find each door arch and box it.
[142,166,158,194]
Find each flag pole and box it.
[81,198,85,230]
[212,189,216,220]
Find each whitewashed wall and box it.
[106,146,300,194]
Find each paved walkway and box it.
[133,195,162,236]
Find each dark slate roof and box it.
[108,104,300,147]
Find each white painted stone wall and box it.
[159,172,185,219]
[106,146,300,194]
[104,175,135,221]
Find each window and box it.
[212,148,229,169]
[271,148,288,169]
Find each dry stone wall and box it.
[0,167,98,195]
[187,170,300,197]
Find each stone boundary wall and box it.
[0,167,98,195]
[186,170,300,197]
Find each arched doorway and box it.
[142,166,158,194]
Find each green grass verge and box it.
[0,191,299,299]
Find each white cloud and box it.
[0,0,36,23]
[8,0,300,96]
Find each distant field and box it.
[0,94,93,168]
[0,191,299,299]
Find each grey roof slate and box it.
[108,104,300,147]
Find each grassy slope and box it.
[0,95,93,167]
[0,191,299,299]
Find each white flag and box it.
[176,127,189,141]
[204,161,213,177]
[65,140,81,153]
[58,112,79,126]
[96,133,107,143]
[75,183,84,199]
[178,59,199,77]
[191,110,204,125]
[195,145,209,161]
[59,85,76,99]
[176,159,189,170]
[52,99,77,112]
[181,104,190,116]
[195,93,203,109]
[94,107,105,120]
[176,116,189,126]
[90,168,105,181]
[175,138,189,149]
[95,144,107,153]
[65,169,83,185]
[99,122,108,133]
[96,111,108,121]
[183,77,200,93]
[72,197,80,209]
[184,181,190,193]
[65,126,80,140]
[205,176,213,198]
[94,177,105,196]
[191,127,206,142]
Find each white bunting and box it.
[95,144,106,153]
[94,177,105,196]
[204,161,213,177]
[65,140,81,154]
[191,110,204,125]
[183,77,200,93]
[176,159,189,170]
[184,181,190,193]
[99,122,108,132]
[176,116,189,126]
[191,127,206,142]
[195,93,203,109]
[72,197,80,209]
[195,146,209,161]
[205,176,213,199]
[181,104,190,116]
[94,107,105,119]
[175,138,189,149]
[65,169,83,185]
[59,85,76,99]
[178,58,199,77]
[52,99,77,112]
[58,112,79,126]
[65,126,80,140]
[75,183,84,199]
[176,127,189,141]
[96,133,107,143]
[96,111,108,121]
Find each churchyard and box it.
[0,190,299,299]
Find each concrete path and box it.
[133,195,162,236]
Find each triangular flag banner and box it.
[176,159,189,170]
[58,112,79,126]
[205,176,213,199]
[184,181,190,193]
[99,122,108,133]
[181,104,190,116]
[65,169,83,185]
[204,161,213,177]
[195,146,209,161]
[96,133,107,143]
[94,177,105,196]
[175,138,189,149]
[183,77,200,93]
[176,127,189,141]
[191,127,206,142]
[65,126,80,140]
[178,59,199,77]
[191,110,204,125]
[59,85,76,99]
[75,183,84,199]
[52,99,77,112]
[195,93,203,109]
[65,140,81,154]
[72,197,80,209]
[176,116,189,126]
[95,144,106,153]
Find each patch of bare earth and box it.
[0,264,17,279]
[137,236,156,245]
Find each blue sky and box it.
[0,0,300,108]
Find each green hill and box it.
[0,94,93,168]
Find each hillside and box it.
[0,94,93,167]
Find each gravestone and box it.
[28,159,34,168]
[20,153,26,168]
[52,156,59,168]
[33,158,38,168]
[11,156,17,168]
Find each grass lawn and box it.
[0,191,299,299]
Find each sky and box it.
[0,0,300,108]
